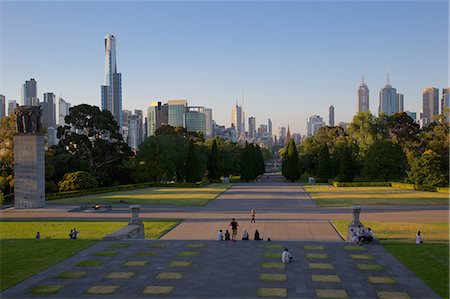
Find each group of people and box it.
[350,225,374,244]
[69,228,79,239]
[217,212,264,242]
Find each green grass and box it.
[109,243,129,248]
[259,274,287,281]
[186,243,205,248]
[56,271,86,279]
[77,259,103,266]
[0,240,95,291]
[305,253,328,259]
[48,184,230,206]
[383,242,449,298]
[350,254,373,260]
[304,185,449,206]
[136,251,158,257]
[357,264,384,271]
[30,285,63,294]
[143,286,174,295]
[331,220,449,242]
[261,262,285,268]
[169,261,192,267]
[262,244,283,249]
[304,245,325,250]
[178,251,200,257]
[257,287,287,297]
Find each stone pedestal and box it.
[128,205,144,239]
[347,206,363,241]
[14,134,45,209]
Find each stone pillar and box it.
[128,205,144,239]
[351,206,362,227]
[14,135,45,209]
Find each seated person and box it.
[416,230,424,244]
[365,228,374,243]
[350,228,358,243]
[224,230,231,241]
[94,203,101,210]
[281,248,293,263]
[217,229,223,241]
[254,229,263,241]
[242,230,249,240]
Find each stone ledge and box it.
[103,224,144,240]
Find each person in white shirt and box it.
[416,230,423,244]
[242,230,249,240]
[281,248,293,263]
[217,229,223,241]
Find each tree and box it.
[282,139,301,182]
[387,112,420,164]
[336,144,355,182]
[317,144,332,179]
[185,140,204,183]
[362,140,407,181]
[0,116,16,195]
[347,112,388,157]
[408,150,448,187]
[207,139,221,180]
[56,104,133,186]
[240,141,256,181]
[254,144,265,175]
[58,171,98,192]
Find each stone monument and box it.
[347,206,363,241]
[13,106,45,209]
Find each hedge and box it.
[45,181,208,201]
[331,181,449,193]
[332,181,391,187]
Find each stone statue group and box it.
[15,105,42,134]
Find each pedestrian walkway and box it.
[1,240,439,298]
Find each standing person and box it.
[35,232,40,239]
[69,229,73,239]
[416,230,424,244]
[250,209,256,223]
[230,218,238,241]
[281,248,293,263]
[72,228,79,239]
[217,229,223,241]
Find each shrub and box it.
[58,171,99,192]
[332,181,391,187]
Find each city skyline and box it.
[1,1,448,135]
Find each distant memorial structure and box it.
[14,106,45,209]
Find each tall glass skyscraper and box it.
[101,34,122,129]
[378,74,398,116]
[22,78,38,106]
[356,77,369,113]
[421,87,439,127]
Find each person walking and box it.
[416,230,424,244]
[230,218,238,241]
[250,209,256,223]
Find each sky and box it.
[0,0,448,135]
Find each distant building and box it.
[378,74,398,116]
[292,133,302,145]
[442,88,449,120]
[307,115,325,137]
[248,117,256,140]
[147,101,169,137]
[278,126,286,145]
[58,97,71,125]
[42,92,56,128]
[0,94,5,118]
[185,106,206,134]
[204,108,213,138]
[405,111,417,123]
[22,78,38,106]
[101,34,122,128]
[421,87,439,127]
[168,99,188,127]
[122,110,132,128]
[329,105,335,126]
[258,124,268,135]
[231,104,245,141]
[397,94,404,113]
[47,127,58,146]
[127,115,140,150]
[268,118,272,135]
[338,122,349,131]
[8,100,17,116]
[356,77,370,113]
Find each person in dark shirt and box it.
[254,230,263,241]
[229,218,238,241]
[224,230,231,241]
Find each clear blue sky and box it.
[1,1,448,135]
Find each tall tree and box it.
[240,141,256,181]
[408,150,449,187]
[317,144,332,179]
[207,139,221,180]
[0,116,16,195]
[347,112,388,157]
[185,140,204,183]
[282,139,301,182]
[336,144,355,182]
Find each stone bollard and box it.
[128,205,145,239]
[351,206,361,227]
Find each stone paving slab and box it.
[1,240,439,299]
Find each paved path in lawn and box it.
[1,240,439,298]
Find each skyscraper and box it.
[42,92,56,128]
[248,117,256,140]
[147,101,169,137]
[58,97,71,125]
[0,94,5,118]
[378,74,398,116]
[356,77,369,113]
[268,118,272,135]
[278,126,286,145]
[231,104,245,141]
[101,34,122,128]
[8,100,17,116]
[421,87,439,126]
[396,94,404,113]
[168,99,188,127]
[204,108,213,138]
[185,107,206,134]
[307,115,325,137]
[22,78,38,106]
[329,105,335,126]
[441,88,449,120]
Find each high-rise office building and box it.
[134,109,144,145]
[268,118,272,135]
[231,104,245,141]
[378,74,398,116]
[122,110,132,128]
[356,77,369,113]
[168,99,188,127]
[397,94,404,113]
[8,100,17,116]
[128,114,140,150]
[329,105,335,126]
[421,87,439,127]
[248,117,256,140]
[204,108,213,138]
[278,126,286,145]
[307,115,325,137]
[442,88,449,120]
[42,92,56,128]
[58,97,71,125]
[405,111,417,123]
[0,94,5,118]
[101,34,122,128]
[147,101,169,137]
[185,107,206,134]
[22,78,38,106]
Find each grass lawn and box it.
[0,220,180,291]
[304,185,449,206]
[48,183,230,206]
[331,220,449,298]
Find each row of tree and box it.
[281,112,449,187]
